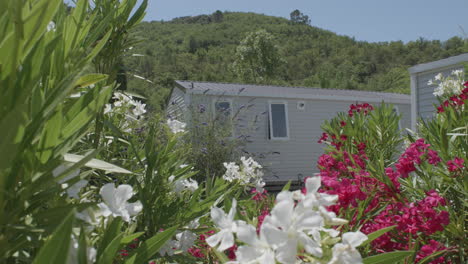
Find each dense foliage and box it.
[124,11,468,111]
[315,72,467,263]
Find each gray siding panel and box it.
[167,87,186,120]
[190,94,411,183]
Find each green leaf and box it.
[33,210,75,264]
[85,30,111,62]
[282,180,292,191]
[126,0,147,28]
[124,226,178,264]
[363,251,414,264]
[37,106,63,163]
[97,218,123,257]
[361,225,396,247]
[212,248,229,263]
[418,249,448,264]
[121,232,145,244]
[97,233,125,264]
[73,74,108,88]
[64,153,132,174]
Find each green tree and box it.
[212,10,224,23]
[290,9,310,25]
[232,29,283,83]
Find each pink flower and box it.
[188,247,205,258]
[318,132,328,143]
[447,157,464,172]
[427,149,441,165]
[415,240,449,264]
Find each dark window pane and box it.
[215,102,231,117]
[271,104,287,138]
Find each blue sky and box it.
[140,0,468,43]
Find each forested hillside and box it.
[123,11,468,111]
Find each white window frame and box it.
[268,100,290,140]
[393,105,402,130]
[212,98,234,137]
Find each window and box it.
[215,101,231,117]
[269,102,289,140]
[213,100,233,136]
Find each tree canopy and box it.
[123,11,468,112]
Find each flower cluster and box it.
[104,92,147,133]
[362,191,449,255]
[436,86,468,113]
[362,190,449,254]
[207,176,368,264]
[395,138,440,178]
[348,103,374,117]
[447,157,465,173]
[415,240,450,264]
[168,175,199,195]
[429,70,465,98]
[223,157,265,189]
[167,118,186,134]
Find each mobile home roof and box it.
[175,80,411,104]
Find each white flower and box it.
[222,157,264,185]
[435,73,443,81]
[66,180,88,199]
[47,21,56,32]
[262,197,324,263]
[167,119,186,133]
[302,176,339,209]
[255,180,265,193]
[176,230,197,251]
[173,178,199,194]
[132,100,146,116]
[104,104,112,115]
[427,79,433,86]
[207,199,243,251]
[159,239,179,256]
[67,236,96,264]
[76,207,106,226]
[235,222,276,264]
[329,231,367,264]
[53,164,87,199]
[98,183,142,222]
[319,206,348,226]
[452,69,463,77]
[223,162,241,182]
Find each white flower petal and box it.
[305,176,321,194]
[342,231,367,248]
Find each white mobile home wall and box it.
[172,89,411,183]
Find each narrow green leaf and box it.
[64,153,132,174]
[282,180,292,191]
[125,226,178,264]
[213,248,229,263]
[73,74,108,88]
[97,234,124,264]
[418,249,448,264]
[86,30,111,62]
[98,218,123,257]
[121,232,145,244]
[363,251,414,264]
[33,210,75,264]
[361,225,396,247]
